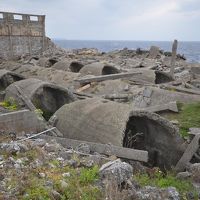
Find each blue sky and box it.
[0,0,200,41]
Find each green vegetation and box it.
[0,97,18,111]
[134,169,198,199]
[79,165,99,185]
[165,102,200,137]
[54,165,101,200]
[5,146,102,200]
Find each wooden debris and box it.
[40,135,149,162]
[175,133,200,172]
[75,72,142,84]
[76,84,91,93]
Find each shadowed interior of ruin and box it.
[0,74,24,91]
[123,116,181,170]
[102,66,119,75]
[155,71,174,84]
[49,59,58,66]
[32,86,73,120]
[69,62,84,72]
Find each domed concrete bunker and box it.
[0,70,24,91]
[5,78,75,120]
[79,62,120,76]
[50,98,185,170]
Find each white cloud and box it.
[0,0,199,40]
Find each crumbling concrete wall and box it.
[0,11,46,59]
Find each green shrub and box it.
[0,97,18,110]
[134,170,198,198]
[80,165,99,185]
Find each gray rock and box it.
[31,139,46,147]
[188,163,200,182]
[0,142,28,154]
[99,159,133,185]
[62,172,70,178]
[51,190,62,200]
[80,158,94,167]
[44,143,62,152]
[60,180,68,189]
[143,87,153,98]
[176,171,192,180]
[39,172,46,178]
[64,159,78,168]
[76,143,90,154]
[136,186,180,200]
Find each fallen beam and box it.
[15,85,62,137]
[75,72,142,84]
[136,101,178,113]
[102,94,133,100]
[0,110,45,136]
[175,133,200,172]
[161,85,200,95]
[39,135,148,162]
[15,85,36,111]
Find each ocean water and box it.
[53,40,200,63]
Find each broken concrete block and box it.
[149,46,160,59]
[143,87,153,98]
[0,110,45,136]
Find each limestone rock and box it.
[99,159,133,185]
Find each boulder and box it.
[99,159,133,185]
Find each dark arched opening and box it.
[70,62,84,73]
[32,86,74,120]
[102,66,119,75]
[123,115,184,170]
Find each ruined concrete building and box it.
[0,11,49,59]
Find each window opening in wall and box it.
[14,14,22,20]
[30,16,38,21]
[0,13,3,19]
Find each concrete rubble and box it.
[1,11,200,199]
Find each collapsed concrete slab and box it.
[38,57,58,68]
[52,59,72,71]
[5,78,75,119]
[0,69,24,91]
[79,62,119,76]
[50,98,185,169]
[0,63,80,88]
[132,87,200,108]
[0,109,45,136]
